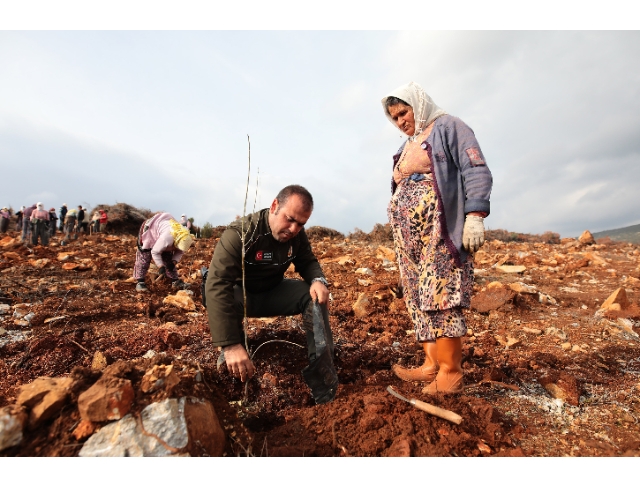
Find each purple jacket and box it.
[391,114,493,265]
[23,204,37,220]
[139,213,184,268]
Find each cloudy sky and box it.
[2,8,639,238]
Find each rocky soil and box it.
[1,225,640,457]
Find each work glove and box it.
[462,215,485,254]
[156,266,167,280]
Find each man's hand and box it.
[156,266,167,280]
[310,280,329,305]
[223,343,256,382]
[462,214,485,253]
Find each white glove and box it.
[462,215,485,253]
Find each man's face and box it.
[268,194,311,243]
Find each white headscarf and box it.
[381,81,447,142]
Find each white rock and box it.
[0,409,24,452]
[0,304,10,315]
[355,268,375,277]
[538,293,558,305]
[545,327,567,341]
[79,398,189,457]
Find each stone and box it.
[140,364,180,394]
[79,397,225,457]
[353,293,371,318]
[154,324,185,348]
[0,237,17,248]
[496,265,526,274]
[578,230,596,245]
[3,252,20,261]
[583,251,607,266]
[183,397,226,456]
[539,372,580,406]
[473,250,492,264]
[616,318,637,336]
[77,376,135,422]
[357,279,373,287]
[561,342,572,350]
[376,246,396,262]
[43,316,67,324]
[163,290,196,311]
[509,282,537,294]
[545,327,567,341]
[471,286,514,313]
[12,307,29,319]
[0,405,27,452]
[355,267,375,276]
[72,420,97,440]
[565,257,590,273]
[600,288,629,311]
[495,335,520,349]
[91,351,108,371]
[16,377,74,429]
[29,258,50,269]
[477,440,491,455]
[0,304,10,315]
[57,252,76,261]
[624,276,640,287]
[538,293,558,305]
[337,256,354,266]
[522,327,543,335]
[384,436,411,457]
[487,281,505,290]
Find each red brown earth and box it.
[1,224,640,457]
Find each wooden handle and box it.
[412,399,463,425]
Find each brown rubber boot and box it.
[422,337,463,394]
[392,342,438,382]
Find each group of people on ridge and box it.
[2,204,110,246]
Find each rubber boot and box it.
[392,342,438,382]
[422,337,464,394]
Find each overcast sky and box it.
[2,10,639,238]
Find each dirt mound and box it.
[305,226,344,239]
[91,203,154,235]
[348,223,393,244]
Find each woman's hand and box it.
[462,215,485,253]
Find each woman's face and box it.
[388,103,415,136]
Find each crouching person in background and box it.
[133,212,194,293]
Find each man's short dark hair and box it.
[384,96,410,115]
[276,185,314,212]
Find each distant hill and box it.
[591,224,640,244]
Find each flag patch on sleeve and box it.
[466,147,485,166]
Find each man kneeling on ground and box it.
[204,184,338,405]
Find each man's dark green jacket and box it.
[205,208,325,347]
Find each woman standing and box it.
[30,202,51,246]
[0,207,10,233]
[381,82,492,394]
[98,209,108,233]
